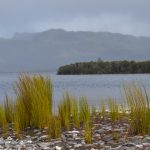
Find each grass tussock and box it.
[72,98,80,129]
[79,96,90,125]
[124,82,150,135]
[14,99,28,134]
[58,92,72,130]
[99,100,106,121]
[14,74,53,130]
[108,98,119,123]
[0,105,7,132]
[4,95,14,123]
[48,115,61,139]
[0,74,149,139]
[83,122,92,144]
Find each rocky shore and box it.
[0,121,149,150]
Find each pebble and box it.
[55,146,62,150]
[0,122,149,150]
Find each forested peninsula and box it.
[57,60,150,75]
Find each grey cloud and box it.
[0,0,150,37]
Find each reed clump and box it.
[14,74,53,131]
[108,98,119,123]
[83,122,92,144]
[0,105,7,132]
[124,82,150,135]
[119,103,127,122]
[48,115,61,139]
[99,100,106,121]
[14,99,28,134]
[79,96,90,125]
[72,98,80,129]
[4,95,14,123]
[58,92,72,130]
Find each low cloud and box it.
[0,0,150,37]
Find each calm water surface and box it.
[0,73,150,106]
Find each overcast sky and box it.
[0,0,150,37]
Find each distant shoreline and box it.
[57,60,150,75]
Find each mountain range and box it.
[0,29,150,72]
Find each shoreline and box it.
[0,113,149,150]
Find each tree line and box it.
[57,60,150,74]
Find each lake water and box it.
[0,73,150,106]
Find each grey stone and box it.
[95,129,105,134]
[103,135,113,142]
[74,143,82,148]
[136,144,143,149]
[55,146,62,150]
[38,142,51,147]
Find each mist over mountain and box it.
[0,29,149,72]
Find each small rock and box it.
[6,136,13,141]
[55,146,62,150]
[103,135,113,142]
[93,133,101,140]
[38,135,48,141]
[142,142,150,147]
[27,140,32,144]
[98,140,104,146]
[38,142,51,147]
[0,138,4,145]
[123,143,136,146]
[95,129,105,134]
[104,145,111,150]
[145,136,150,141]
[74,143,82,148]
[111,145,122,150]
[136,144,143,149]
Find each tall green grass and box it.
[0,105,7,132]
[79,96,90,125]
[14,74,53,131]
[83,122,92,144]
[72,98,80,129]
[124,82,150,134]
[58,92,72,130]
[99,100,106,121]
[0,75,149,138]
[14,99,28,134]
[48,115,61,139]
[108,98,119,123]
[4,95,14,123]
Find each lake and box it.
[0,73,150,106]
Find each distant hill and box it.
[0,29,150,72]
